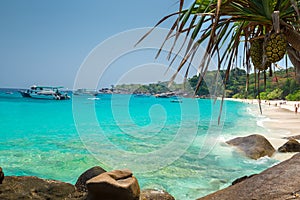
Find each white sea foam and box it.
[243,155,275,165]
[246,106,263,118]
[256,117,279,128]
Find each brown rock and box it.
[75,166,106,192]
[0,176,86,200]
[197,153,300,200]
[278,139,300,152]
[0,167,4,184]
[86,169,140,200]
[226,134,275,159]
[140,189,175,200]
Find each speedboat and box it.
[19,85,70,100]
[170,96,183,103]
[155,92,176,98]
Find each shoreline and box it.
[226,98,300,161]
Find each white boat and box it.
[155,92,176,98]
[19,85,70,100]
[170,96,183,103]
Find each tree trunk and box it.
[287,45,300,83]
[263,70,266,91]
[245,73,249,98]
[284,27,300,52]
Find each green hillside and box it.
[188,67,300,100]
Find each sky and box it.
[1,0,198,89]
[1,1,290,90]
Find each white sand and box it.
[226,98,300,161]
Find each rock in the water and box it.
[0,167,4,184]
[278,139,300,152]
[0,176,86,200]
[140,189,175,200]
[86,169,140,200]
[226,134,275,159]
[197,153,300,200]
[231,174,256,185]
[75,166,106,192]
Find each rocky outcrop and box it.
[0,176,86,200]
[75,166,106,192]
[197,153,300,200]
[278,139,300,152]
[86,169,140,200]
[226,134,275,159]
[140,189,175,200]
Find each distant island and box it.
[100,67,300,101]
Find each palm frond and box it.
[137,0,300,94]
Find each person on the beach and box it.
[295,104,298,114]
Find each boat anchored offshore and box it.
[19,85,70,100]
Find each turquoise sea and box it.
[0,89,279,200]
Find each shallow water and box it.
[0,89,279,199]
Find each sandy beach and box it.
[228,98,300,161]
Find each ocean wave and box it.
[256,117,278,128]
[243,155,278,166]
[246,106,265,118]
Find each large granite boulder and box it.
[278,139,300,152]
[75,166,106,192]
[197,153,300,200]
[86,169,140,200]
[0,176,86,200]
[226,134,275,159]
[140,189,175,200]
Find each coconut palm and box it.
[137,0,300,95]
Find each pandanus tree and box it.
[137,0,300,97]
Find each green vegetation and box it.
[214,67,300,100]
[115,67,300,101]
[286,91,300,101]
[114,82,192,95]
